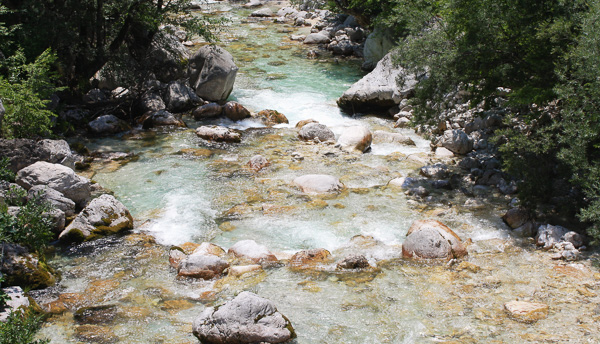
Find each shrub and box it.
[0,308,49,344]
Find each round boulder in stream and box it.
[336,125,372,153]
[298,123,335,142]
[402,219,468,259]
[59,194,134,243]
[223,101,251,121]
[188,45,238,102]
[293,174,344,194]
[196,125,241,143]
[193,291,295,344]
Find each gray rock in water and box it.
[337,52,417,112]
[336,255,370,270]
[188,45,238,102]
[502,208,530,229]
[535,224,569,250]
[298,123,335,142]
[146,30,190,83]
[165,81,201,112]
[441,129,473,155]
[0,286,30,322]
[16,161,91,207]
[177,252,229,279]
[192,291,295,344]
[59,194,133,242]
[142,110,186,129]
[373,130,416,146]
[420,163,449,179]
[250,8,273,17]
[193,103,223,119]
[293,174,344,194]
[0,139,75,173]
[139,92,166,113]
[336,126,372,152]
[303,33,331,44]
[223,101,251,121]
[196,125,241,143]
[402,219,468,259]
[88,115,131,135]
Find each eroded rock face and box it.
[337,52,416,112]
[59,194,133,242]
[193,291,295,344]
[88,115,131,135]
[402,220,468,259]
[298,123,335,142]
[16,161,91,207]
[293,174,344,194]
[228,240,277,264]
[336,126,372,153]
[196,126,241,143]
[0,243,57,290]
[188,45,238,102]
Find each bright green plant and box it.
[0,157,15,182]
[0,308,49,344]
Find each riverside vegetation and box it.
[0,0,600,343]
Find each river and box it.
[34,2,600,343]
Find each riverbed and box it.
[34,2,600,343]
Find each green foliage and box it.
[5,185,26,206]
[0,275,9,308]
[0,49,59,138]
[0,308,49,344]
[0,157,15,182]
[0,193,54,254]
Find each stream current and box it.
[35,2,600,343]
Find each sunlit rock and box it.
[336,126,372,153]
[177,252,229,279]
[196,125,242,143]
[188,45,238,102]
[59,194,134,242]
[402,219,468,259]
[336,254,370,270]
[228,240,278,264]
[289,249,332,270]
[229,264,263,277]
[440,129,473,155]
[255,109,289,126]
[193,292,295,344]
[372,130,415,146]
[298,123,335,142]
[247,155,270,172]
[293,174,344,194]
[504,301,549,323]
[0,286,30,322]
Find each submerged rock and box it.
[504,301,549,323]
[59,194,134,242]
[402,219,468,259]
[336,126,372,153]
[192,291,295,344]
[336,255,370,270]
[298,123,335,142]
[337,52,416,112]
[196,125,241,143]
[247,155,270,172]
[289,249,332,270]
[293,174,344,194]
[188,45,238,102]
[16,161,91,207]
[177,252,229,279]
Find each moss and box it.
[60,227,86,243]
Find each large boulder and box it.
[88,115,131,135]
[193,103,223,119]
[193,291,295,344]
[250,8,273,17]
[298,123,335,142]
[228,240,277,264]
[336,126,372,153]
[146,30,190,83]
[196,125,241,143]
[303,33,331,44]
[0,139,75,173]
[402,220,468,259]
[16,161,91,207]
[362,28,395,70]
[139,92,166,113]
[293,174,344,194]
[0,286,30,322]
[27,185,76,217]
[0,243,57,289]
[223,101,251,121]
[177,252,229,279]
[59,194,133,242]
[337,52,417,112]
[188,45,238,102]
[165,81,201,112]
[502,208,530,229]
[440,129,473,155]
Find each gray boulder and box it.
[293,174,344,194]
[193,103,223,119]
[59,194,133,242]
[165,81,201,112]
[27,185,76,217]
[139,92,166,113]
[0,139,75,173]
[142,110,186,129]
[303,33,331,44]
[441,129,473,155]
[328,40,354,56]
[146,30,190,82]
[188,45,238,102]
[0,286,30,322]
[193,291,295,344]
[536,225,583,250]
[298,123,335,142]
[402,219,468,259]
[337,52,417,112]
[420,163,449,179]
[196,126,241,143]
[177,252,229,279]
[362,27,395,70]
[88,115,131,135]
[336,126,372,152]
[16,161,91,207]
[250,8,273,17]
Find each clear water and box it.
[36,2,600,344]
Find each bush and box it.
[0,157,15,182]
[0,308,49,344]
